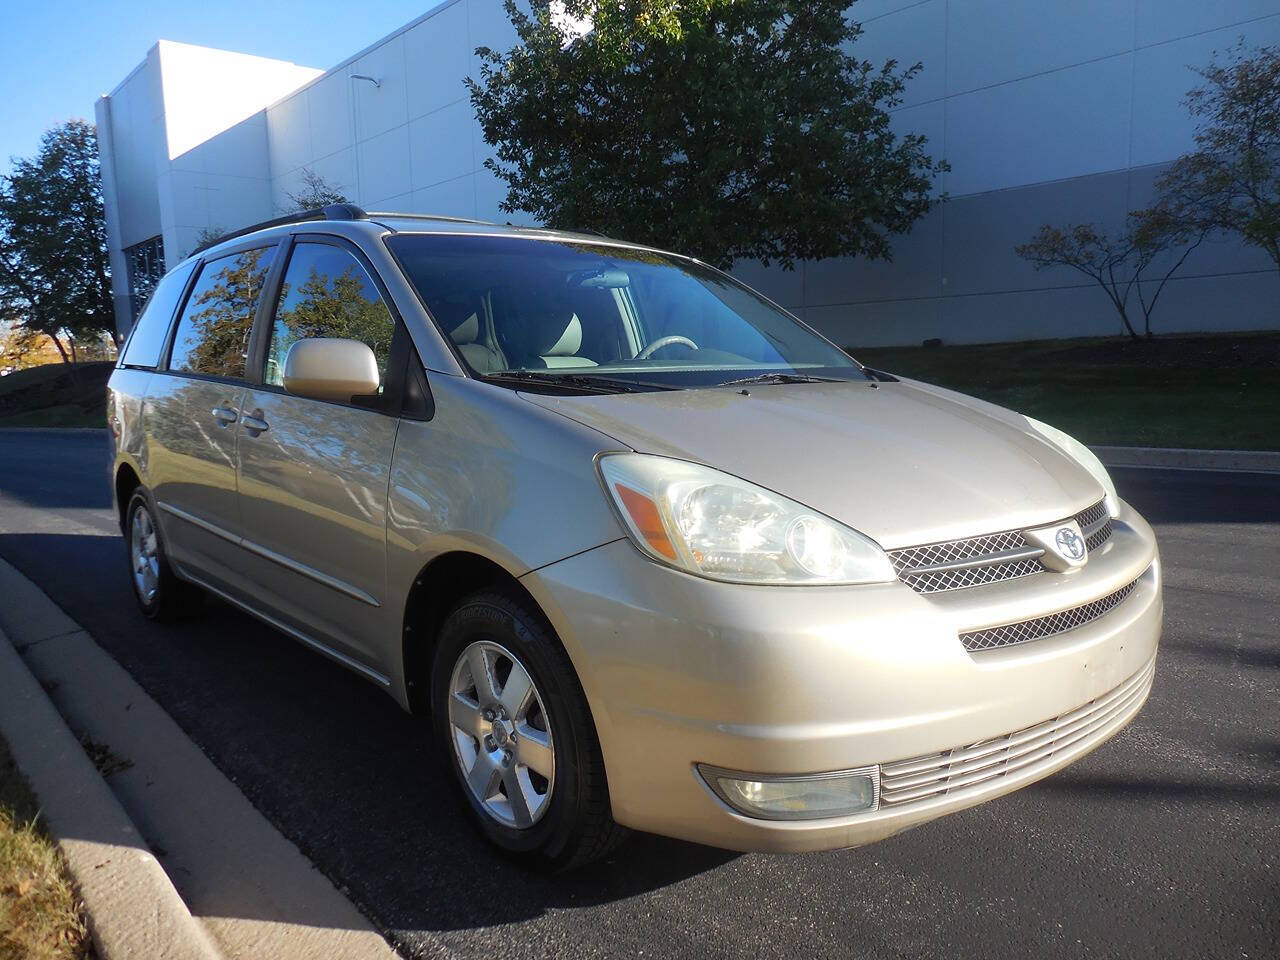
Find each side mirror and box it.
[282,338,380,403]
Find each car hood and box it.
[520,378,1103,549]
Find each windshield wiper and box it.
[486,370,676,393]
[718,373,844,387]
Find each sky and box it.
[0,0,439,172]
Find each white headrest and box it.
[542,314,583,357]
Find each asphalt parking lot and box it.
[0,428,1275,960]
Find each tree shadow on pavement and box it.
[1112,467,1279,524]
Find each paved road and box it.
[0,428,1275,960]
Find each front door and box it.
[234,238,401,669]
[146,244,277,592]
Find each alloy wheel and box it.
[130,505,160,604]
[447,640,555,828]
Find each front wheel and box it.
[430,591,626,871]
[125,490,201,621]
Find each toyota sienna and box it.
[108,205,1162,870]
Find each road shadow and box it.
[1157,632,1280,672]
[0,430,113,509]
[0,531,737,943]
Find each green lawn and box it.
[851,333,1278,450]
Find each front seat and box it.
[510,312,597,369]
[436,299,507,373]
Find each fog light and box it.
[698,765,879,821]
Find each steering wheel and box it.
[636,335,699,360]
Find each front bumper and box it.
[519,500,1162,853]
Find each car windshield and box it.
[385,234,867,391]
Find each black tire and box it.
[125,489,202,621]
[430,590,627,871]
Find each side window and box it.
[119,260,198,369]
[264,242,394,391]
[168,245,277,379]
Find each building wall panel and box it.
[945,0,1135,95]
[352,34,409,142]
[405,0,472,121]
[944,54,1133,196]
[409,101,475,191]
[99,1,1280,343]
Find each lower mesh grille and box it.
[879,655,1155,807]
[960,577,1141,652]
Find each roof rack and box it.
[365,211,495,226]
[189,203,368,257]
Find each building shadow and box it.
[0,430,113,510]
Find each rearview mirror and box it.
[567,267,630,289]
[282,338,380,403]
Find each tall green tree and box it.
[0,120,115,362]
[1156,43,1280,272]
[469,0,946,269]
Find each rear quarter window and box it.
[118,260,198,369]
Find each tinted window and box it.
[263,242,394,389]
[119,260,197,369]
[168,246,276,379]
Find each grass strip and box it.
[0,734,95,960]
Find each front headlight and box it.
[597,453,896,585]
[1025,417,1120,518]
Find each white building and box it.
[97,0,1280,346]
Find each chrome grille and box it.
[904,557,1044,593]
[1085,519,1114,551]
[879,655,1155,807]
[889,529,1027,572]
[887,500,1114,595]
[960,577,1140,652]
[1074,500,1108,531]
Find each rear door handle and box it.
[211,406,238,426]
[241,413,269,435]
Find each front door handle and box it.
[241,412,269,436]
[211,406,238,426]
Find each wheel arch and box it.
[114,460,144,533]
[401,551,556,717]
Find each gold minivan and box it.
[109,205,1161,870]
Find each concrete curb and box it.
[0,558,410,960]
[0,625,227,960]
[1094,445,1280,474]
